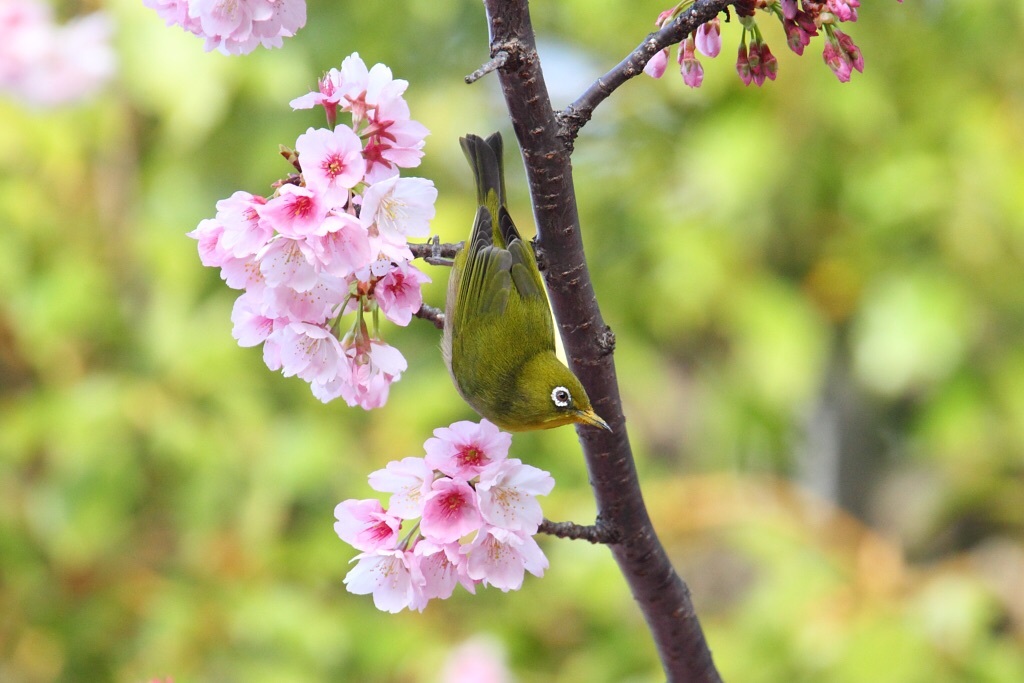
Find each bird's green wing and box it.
[455,216,513,323]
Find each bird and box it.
[442,132,610,433]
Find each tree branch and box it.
[479,2,722,681]
[408,238,463,266]
[465,50,509,84]
[413,304,445,329]
[539,519,621,544]
[558,0,738,143]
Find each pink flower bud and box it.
[823,41,853,83]
[695,18,721,58]
[736,42,752,86]
[836,29,864,73]
[747,40,764,86]
[644,48,669,79]
[760,43,778,82]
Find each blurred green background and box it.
[2,1,1023,681]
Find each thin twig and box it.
[539,519,620,544]
[409,238,462,266]
[558,0,738,144]
[465,50,509,84]
[413,304,445,329]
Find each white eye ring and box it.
[551,386,572,408]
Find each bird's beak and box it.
[575,408,612,432]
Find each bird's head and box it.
[504,353,611,432]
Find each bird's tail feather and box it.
[460,132,505,221]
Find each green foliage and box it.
[1,1,1022,681]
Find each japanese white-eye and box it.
[442,132,610,432]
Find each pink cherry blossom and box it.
[411,540,466,608]
[336,52,410,124]
[476,459,554,534]
[231,291,278,347]
[368,456,435,519]
[256,184,327,239]
[273,322,345,383]
[462,527,548,592]
[187,218,230,268]
[374,262,431,327]
[0,1,116,108]
[329,339,407,409]
[333,499,401,552]
[190,0,257,44]
[439,638,513,683]
[250,0,306,49]
[420,478,483,544]
[290,68,343,127]
[146,0,305,56]
[295,126,366,205]
[360,176,437,244]
[643,48,669,79]
[344,549,417,613]
[424,419,511,480]
[143,0,199,33]
[219,253,263,291]
[215,191,272,258]
[257,237,319,292]
[309,212,371,278]
[827,0,860,23]
[361,95,428,183]
[261,272,344,323]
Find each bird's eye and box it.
[551,386,572,408]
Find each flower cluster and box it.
[143,0,306,55]
[189,53,436,409]
[336,420,555,613]
[644,0,902,87]
[0,0,115,107]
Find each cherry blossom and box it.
[190,53,434,407]
[214,192,272,258]
[421,478,483,544]
[374,262,431,327]
[256,184,327,239]
[144,0,306,56]
[257,237,319,292]
[230,291,278,347]
[0,0,116,108]
[424,419,511,480]
[274,322,345,383]
[295,126,366,205]
[476,459,554,534]
[462,527,548,592]
[439,638,514,683]
[344,549,417,613]
[360,176,437,245]
[368,456,435,519]
[336,420,554,611]
[333,499,401,552]
[412,540,469,606]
